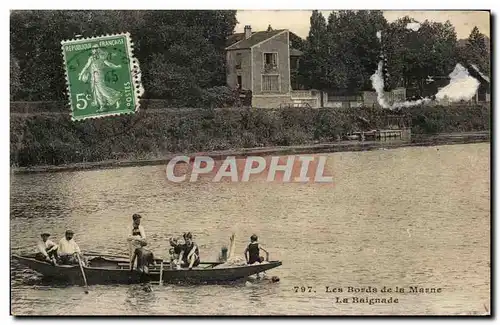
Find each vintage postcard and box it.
[10,9,490,316]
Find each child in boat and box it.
[177,232,200,270]
[244,234,269,265]
[35,232,58,265]
[169,237,183,269]
[214,233,246,267]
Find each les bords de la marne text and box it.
[293,286,443,305]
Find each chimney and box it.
[244,25,252,39]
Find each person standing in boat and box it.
[244,234,269,265]
[35,232,58,265]
[127,214,146,268]
[57,230,84,265]
[177,232,200,270]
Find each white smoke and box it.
[370,28,481,110]
[435,63,480,102]
[392,97,432,108]
[406,22,421,32]
[370,60,390,109]
[370,30,391,108]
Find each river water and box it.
[10,143,490,315]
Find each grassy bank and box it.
[12,132,490,174]
[10,103,490,167]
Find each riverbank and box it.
[11,131,489,174]
[11,104,490,167]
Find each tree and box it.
[10,10,146,101]
[10,10,237,105]
[10,54,21,100]
[298,10,388,97]
[462,26,490,75]
[327,10,387,92]
[289,32,305,52]
[298,10,329,103]
[384,17,458,95]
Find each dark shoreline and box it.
[11,132,490,175]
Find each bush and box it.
[10,103,490,167]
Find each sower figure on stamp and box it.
[78,45,122,112]
[127,214,146,269]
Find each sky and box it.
[235,10,490,40]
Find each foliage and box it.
[459,26,490,76]
[406,104,490,134]
[298,10,330,92]
[10,54,21,100]
[289,32,305,52]
[383,17,458,93]
[11,104,490,167]
[299,10,387,93]
[10,10,237,105]
[328,10,387,91]
[297,11,489,97]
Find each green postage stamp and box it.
[61,33,144,121]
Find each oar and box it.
[76,254,89,294]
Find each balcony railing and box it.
[264,63,278,72]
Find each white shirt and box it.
[128,224,146,239]
[127,225,146,246]
[127,224,146,263]
[58,238,81,255]
[36,239,57,257]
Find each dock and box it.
[350,128,411,141]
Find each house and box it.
[468,64,490,102]
[225,25,305,108]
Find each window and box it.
[262,75,279,92]
[237,76,242,89]
[290,57,298,70]
[235,53,242,69]
[264,53,277,69]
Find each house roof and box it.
[289,48,303,56]
[470,64,490,83]
[226,33,248,47]
[226,29,287,50]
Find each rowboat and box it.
[11,253,282,285]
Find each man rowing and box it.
[35,232,58,265]
[177,232,200,270]
[58,230,84,265]
[127,213,146,268]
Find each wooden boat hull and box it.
[11,254,282,285]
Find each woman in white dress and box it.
[78,45,122,112]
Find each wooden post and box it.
[159,260,163,285]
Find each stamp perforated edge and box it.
[61,32,145,122]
